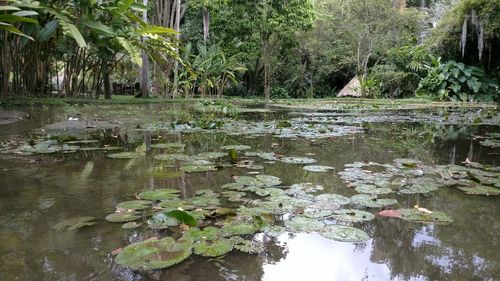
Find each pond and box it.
[0,102,499,281]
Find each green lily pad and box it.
[193,152,227,160]
[350,194,398,208]
[289,183,325,193]
[151,143,185,150]
[320,225,370,242]
[315,194,351,206]
[187,194,221,207]
[147,212,180,229]
[220,222,258,237]
[355,185,393,195]
[234,240,265,254]
[154,154,190,162]
[303,207,334,219]
[193,238,234,257]
[138,189,180,201]
[105,211,141,223]
[303,165,335,172]
[54,216,96,231]
[457,185,500,196]
[332,209,375,222]
[399,208,454,224]
[262,225,286,237]
[107,152,145,159]
[116,200,152,210]
[115,237,193,270]
[184,226,220,241]
[221,145,252,151]
[280,157,317,164]
[157,198,188,210]
[180,165,218,173]
[122,222,143,229]
[285,216,326,233]
[245,152,278,161]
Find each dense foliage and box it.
[0,0,499,101]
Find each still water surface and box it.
[0,104,499,281]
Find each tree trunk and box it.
[202,6,210,42]
[141,0,150,98]
[104,66,111,99]
[172,0,181,97]
[1,30,8,97]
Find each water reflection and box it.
[0,104,499,281]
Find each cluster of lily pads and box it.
[1,138,121,155]
[339,158,500,196]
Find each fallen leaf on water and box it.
[377,209,402,218]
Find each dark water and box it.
[0,104,499,281]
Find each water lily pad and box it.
[303,165,335,172]
[262,225,286,237]
[355,184,393,195]
[289,183,324,194]
[285,216,325,233]
[399,209,454,224]
[184,226,220,241]
[193,238,234,257]
[280,157,317,164]
[115,237,193,270]
[54,217,96,231]
[320,225,370,242]
[157,198,187,210]
[220,222,258,237]
[122,222,143,229]
[315,194,351,206]
[350,194,398,208]
[457,185,500,196]
[138,189,180,201]
[107,152,145,159]
[221,145,252,151]
[147,212,180,229]
[151,143,185,150]
[245,152,279,161]
[105,211,141,223]
[303,207,334,219]
[116,200,152,210]
[332,209,375,222]
[154,154,190,162]
[193,152,227,160]
[188,194,221,207]
[180,165,218,173]
[234,240,265,254]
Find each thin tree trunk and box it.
[172,0,181,97]
[1,31,8,97]
[141,0,150,98]
[202,6,210,42]
[104,65,111,99]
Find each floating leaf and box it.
[221,145,252,151]
[122,222,143,229]
[148,212,179,229]
[151,143,185,150]
[262,225,286,237]
[116,200,152,210]
[315,194,351,206]
[220,222,258,237]
[285,216,325,233]
[350,194,398,208]
[280,157,317,164]
[184,226,220,241]
[138,189,180,201]
[193,238,234,257]
[107,152,145,159]
[457,185,500,196]
[303,207,334,219]
[332,209,375,222]
[54,216,96,231]
[303,165,335,172]
[355,185,393,195]
[399,208,454,224]
[320,225,370,242]
[180,165,218,173]
[105,211,141,223]
[234,240,265,254]
[115,237,193,270]
[154,154,190,162]
[193,152,227,160]
[166,210,198,227]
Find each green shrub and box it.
[417,59,499,102]
[271,87,290,99]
